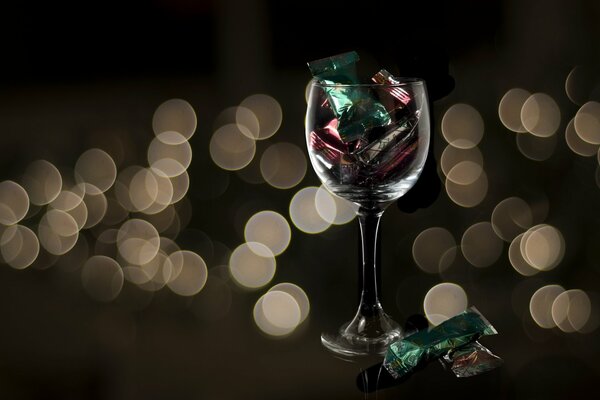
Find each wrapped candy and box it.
[307,52,391,143]
[353,112,420,163]
[383,307,498,379]
[307,51,360,83]
[335,96,391,143]
[442,341,503,378]
[371,69,412,105]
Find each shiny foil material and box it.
[371,69,412,105]
[335,95,391,143]
[307,51,360,83]
[442,341,503,378]
[383,308,498,379]
[307,52,391,143]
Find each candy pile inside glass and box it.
[307,52,422,188]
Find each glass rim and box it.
[312,78,425,88]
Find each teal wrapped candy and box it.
[383,307,498,379]
[307,51,391,143]
[334,93,391,143]
[307,51,360,83]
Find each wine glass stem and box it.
[357,206,384,318]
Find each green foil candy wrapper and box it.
[442,341,503,378]
[383,307,498,379]
[335,96,391,143]
[307,51,360,84]
[307,52,391,142]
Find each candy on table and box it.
[383,307,500,379]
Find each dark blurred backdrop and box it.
[0,1,599,399]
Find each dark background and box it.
[0,0,599,399]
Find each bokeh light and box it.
[0,225,39,269]
[520,93,561,137]
[125,250,173,290]
[213,106,238,130]
[240,94,283,140]
[114,166,144,212]
[128,168,161,212]
[147,132,192,177]
[50,190,88,230]
[117,219,160,265]
[152,98,197,142]
[508,233,539,276]
[289,187,332,234]
[42,208,79,237]
[239,94,283,140]
[81,255,124,302]
[314,186,337,225]
[445,167,488,208]
[168,169,190,204]
[167,250,208,296]
[209,124,256,171]
[551,291,575,332]
[574,101,600,145]
[521,224,565,271]
[563,290,592,332]
[441,103,484,149]
[529,284,565,328]
[444,160,483,185]
[268,282,310,323]
[565,118,599,156]
[129,168,174,214]
[229,242,276,289]
[579,292,600,334]
[423,282,468,326]
[498,88,530,132]
[316,186,357,225]
[491,197,533,242]
[0,181,30,225]
[412,227,456,274]
[516,132,557,161]
[21,160,62,205]
[81,187,108,229]
[38,209,79,255]
[244,210,291,256]
[260,142,307,189]
[235,106,260,139]
[461,222,503,268]
[253,290,301,337]
[551,289,591,333]
[74,149,117,193]
[440,145,483,178]
[123,265,153,287]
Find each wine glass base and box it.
[321,319,402,357]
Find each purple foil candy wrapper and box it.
[442,341,503,378]
[372,69,412,105]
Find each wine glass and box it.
[305,79,430,356]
